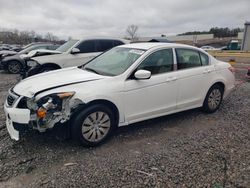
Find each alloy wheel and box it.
[8,61,21,73]
[81,111,111,142]
[208,89,222,110]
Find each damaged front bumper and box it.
[4,90,81,141]
[4,104,30,140]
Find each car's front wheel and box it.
[202,84,224,113]
[71,104,116,147]
[39,66,58,74]
[7,61,22,74]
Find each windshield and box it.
[83,47,145,76]
[22,43,34,49]
[56,39,78,52]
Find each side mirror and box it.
[134,70,151,80]
[71,48,80,54]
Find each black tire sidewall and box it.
[8,61,22,74]
[203,85,223,113]
[39,66,56,73]
[71,104,115,147]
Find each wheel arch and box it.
[71,99,120,127]
[40,63,61,69]
[209,81,225,93]
[203,81,226,105]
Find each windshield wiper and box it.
[84,67,100,75]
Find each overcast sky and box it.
[0,0,249,39]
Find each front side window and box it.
[176,49,202,70]
[77,40,96,53]
[137,49,174,75]
[83,47,145,76]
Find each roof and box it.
[120,42,191,50]
[77,37,130,43]
[148,38,172,43]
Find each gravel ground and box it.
[0,67,249,188]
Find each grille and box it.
[7,94,16,106]
[17,97,27,109]
[6,89,19,107]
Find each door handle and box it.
[166,77,178,82]
[203,70,209,74]
[203,69,212,74]
[207,69,212,73]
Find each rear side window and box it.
[77,40,96,53]
[137,49,174,75]
[200,52,209,66]
[96,40,114,52]
[114,40,124,46]
[176,49,202,70]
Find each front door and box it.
[123,48,178,123]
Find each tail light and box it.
[228,66,236,74]
[247,68,250,76]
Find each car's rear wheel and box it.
[71,104,116,147]
[7,61,22,74]
[202,84,223,113]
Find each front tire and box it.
[39,66,57,74]
[7,61,22,74]
[202,84,223,113]
[71,104,116,147]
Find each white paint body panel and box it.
[4,43,235,140]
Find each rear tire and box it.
[71,104,116,147]
[202,84,224,113]
[7,61,22,74]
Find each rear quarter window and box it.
[199,52,209,66]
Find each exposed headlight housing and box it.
[36,92,75,119]
[27,60,38,67]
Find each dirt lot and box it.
[0,66,249,188]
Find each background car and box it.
[200,45,217,50]
[24,38,129,77]
[0,43,59,73]
[4,43,235,147]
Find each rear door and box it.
[175,48,216,109]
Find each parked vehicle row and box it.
[23,38,128,77]
[0,43,59,73]
[4,42,235,147]
[0,44,22,52]
[0,38,128,76]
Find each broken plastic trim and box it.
[27,92,82,132]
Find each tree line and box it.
[0,28,65,45]
[178,27,243,38]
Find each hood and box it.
[32,53,67,64]
[13,67,106,98]
[20,49,61,59]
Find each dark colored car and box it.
[0,43,59,74]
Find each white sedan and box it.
[4,43,235,146]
